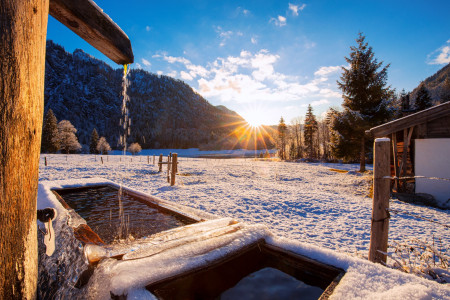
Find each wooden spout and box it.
[49,0,134,64]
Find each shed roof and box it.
[367,102,450,137]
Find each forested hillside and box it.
[44,40,258,150]
[410,63,450,104]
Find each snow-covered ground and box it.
[37,153,450,298]
[39,153,448,256]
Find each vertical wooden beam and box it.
[158,154,163,172]
[0,1,49,298]
[391,133,399,192]
[399,127,414,190]
[171,153,178,186]
[369,138,391,264]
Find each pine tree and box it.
[89,128,99,154]
[97,137,111,154]
[277,117,287,160]
[415,83,433,111]
[334,33,394,171]
[58,120,81,154]
[41,109,60,153]
[304,105,318,159]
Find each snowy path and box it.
[39,154,449,256]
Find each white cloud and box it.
[180,71,194,81]
[157,71,163,76]
[270,15,287,27]
[141,58,151,67]
[314,65,341,77]
[146,26,151,32]
[135,63,142,69]
[167,71,177,78]
[251,37,258,44]
[236,7,250,16]
[288,3,306,16]
[151,50,343,114]
[215,26,236,47]
[427,40,450,65]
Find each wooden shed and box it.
[367,102,450,206]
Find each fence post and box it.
[369,138,391,264]
[158,154,163,172]
[153,155,155,165]
[167,154,171,183]
[101,156,103,164]
[147,156,149,164]
[44,156,47,166]
[171,153,177,186]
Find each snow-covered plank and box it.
[49,0,134,65]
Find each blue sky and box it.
[47,0,450,126]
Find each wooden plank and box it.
[369,138,391,264]
[367,102,450,137]
[49,0,133,64]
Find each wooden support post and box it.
[153,155,155,165]
[147,155,149,164]
[158,154,163,172]
[399,127,414,191]
[171,153,178,186]
[101,156,103,164]
[0,1,49,298]
[369,138,391,264]
[391,133,399,192]
[45,156,48,166]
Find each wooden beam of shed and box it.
[367,102,450,138]
[49,0,133,65]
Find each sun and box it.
[240,105,267,128]
[246,116,264,128]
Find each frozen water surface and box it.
[219,267,324,300]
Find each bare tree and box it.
[128,142,142,155]
[58,120,82,154]
[97,137,111,154]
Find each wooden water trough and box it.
[1,0,132,297]
[38,180,345,299]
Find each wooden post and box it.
[153,155,155,165]
[158,154,163,172]
[167,155,171,183]
[369,138,391,264]
[45,157,48,166]
[0,1,49,298]
[147,155,149,164]
[171,153,178,186]
[391,133,399,192]
[101,156,103,164]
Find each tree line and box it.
[276,33,450,171]
[41,109,142,155]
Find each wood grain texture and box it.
[0,0,49,298]
[369,139,391,264]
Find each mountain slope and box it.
[44,41,248,150]
[410,63,450,104]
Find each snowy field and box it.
[38,153,449,259]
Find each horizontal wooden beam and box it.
[49,0,133,65]
[367,102,450,137]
